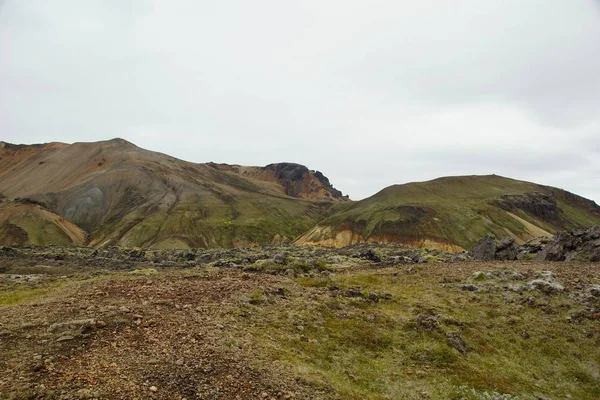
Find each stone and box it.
[387,255,414,264]
[527,279,564,294]
[459,284,479,292]
[56,335,75,342]
[446,331,470,353]
[284,268,295,277]
[48,319,96,333]
[450,253,470,263]
[538,226,600,262]
[415,314,440,331]
[149,386,158,392]
[495,237,518,260]
[471,235,496,261]
[272,253,286,264]
[471,271,486,281]
[362,249,381,262]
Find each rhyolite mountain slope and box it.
[296,175,600,251]
[2,139,599,251]
[0,139,346,248]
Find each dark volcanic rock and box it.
[472,235,522,261]
[264,163,346,199]
[537,226,600,262]
[446,331,470,353]
[471,235,496,261]
[496,192,560,222]
[313,170,345,199]
[538,231,576,261]
[360,249,381,262]
[495,237,518,261]
[590,248,600,262]
[516,237,551,259]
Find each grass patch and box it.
[0,282,66,306]
[128,268,159,276]
[239,267,600,399]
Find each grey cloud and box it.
[0,0,599,203]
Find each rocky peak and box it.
[105,138,135,146]
[264,163,347,200]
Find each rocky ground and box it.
[1,245,600,399]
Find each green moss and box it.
[94,190,330,248]
[309,175,600,249]
[0,282,66,306]
[248,289,267,305]
[9,215,74,246]
[128,268,159,276]
[242,268,600,399]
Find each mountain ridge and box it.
[0,139,345,248]
[1,139,599,250]
[296,174,600,250]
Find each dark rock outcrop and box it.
[495,237,518,261]
[264,163,346,200]
[496,192,560,222]
[516,237,552,259]
[471,235,496,261]
[446,331,470,353]
[537,226,600,261]
[314,170,345,199]
[471,235,518,261]
[359,249,381,262]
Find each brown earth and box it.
[2,246,600,399]
[0,139,346,248]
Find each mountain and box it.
[2,140,599,251]
[0,139,346,248]
[295,175,600,251]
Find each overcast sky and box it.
[1,1,599,202]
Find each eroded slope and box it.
[0,139,345,248]
[297,175,600,250]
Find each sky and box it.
[1,0,599,202]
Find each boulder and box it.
[495,237,518,261]
[360,249,381,262]
[446,331,470,353]
[472,235,530,261]
[415,314,441,331]
[537,226,600,262]
[450,253,470,263]
[48,319,97,333]
[590,248,600,262]
[272,253,287,264]
[527,279,564,294]
[471,235,496,261]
